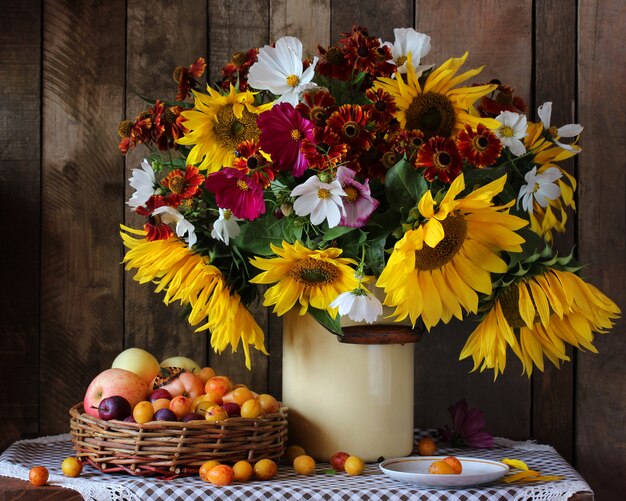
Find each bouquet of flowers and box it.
[118,26,619,374]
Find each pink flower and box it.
[438,399,494,448]
[205,168,265,220]
[336,166,379,227]
[258,102,314,177]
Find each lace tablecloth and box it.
[0,430,591,501]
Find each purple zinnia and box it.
[438,399,494,448]
[257,102,314,177]
[205,168,265,221]
[336,166,379,228]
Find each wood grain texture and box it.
[331,0,413,43]
[270,0,331,54]
[40,0,126,435]
[0,0,41,450]
[576,0,626,498]
[412,0,533,439]
[531,0,577,463]
[124,0,208,370]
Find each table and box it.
[0,432,593,500]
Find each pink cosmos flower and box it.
[205,168,265,221]
[257,102,314,177]
[438,399,494,448]
[336,166,379,227]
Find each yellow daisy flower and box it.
[373,53,500,138]
[249,240,359,317]
[460,269,621,377]
[524,121,578,242]
[376,174,527,330]
[121,226,267,369]
[177,84,272,172]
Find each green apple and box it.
[160,356,201,374]
[112,348,161,386]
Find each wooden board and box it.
[0,0,41,450]
[124,0,208,374]
[576,0,626,498]
[270,0,331,54]
[331,0,413,43]
[40,0,126,435]
[412,0,533,439]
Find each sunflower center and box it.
[236,179,249,191]
[168,175,185,194]
[396,55,407,66]
[498,286,528,328]
[214,106,260,149]
[291,129,303,140]
[499,125,515,138]
[317,188,331,199]
[342,121,360,138]
[344,185,359,202]
[290,258,339,286]
[405,91,456,138]
[287,74,300,87]
[473,135,489,151]
[414,211,468,270]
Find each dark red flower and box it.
[296,88,337,127]
[391,129,425,160]
[219,48,259,91]
[327,104,374,151]
[152,101,187,151]
[136,196,174,241]
[476,82,528,118]
[316,45,350,80]
[415,136,462,183]
[300,126,347,170]
[232,140,277,188]
[456,123,502,168]
[173,57,206,101]
[161,165,205,205]
[365,88,397,126]
[342,32,380,75]
[438,399,494,449]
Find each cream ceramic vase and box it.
[282,308,421,462]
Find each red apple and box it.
[83,368,149,418]
[330,452,350,472]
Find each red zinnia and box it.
[327,104,374,151]
[205,168,265,221]
[365,88,397,126]
[300,126,347,170]
[456,124,502,168]
[232,140,277,188]
[415,136,462,184]
[296,88,337,127]
[161,165,205,205]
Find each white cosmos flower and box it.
[127,159,156,208]
[151,206,197,248]
[494,111,528,157]
[291,176,346,228]
[211,208,242,245]
[382,27,432,75]
[517,166,563,215]
[537,101,583,152]
[330,288,383,324]
[247,36,319,106]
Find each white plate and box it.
[380,456,509,488]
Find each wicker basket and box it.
[69,403,288,479]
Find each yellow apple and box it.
[160,356,201,374]
[112,348,161,386]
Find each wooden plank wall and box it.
[1,0,624,498]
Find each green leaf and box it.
[307,308,342,336]
[322,225,357,242]
[385,158,428,216]
[365,237,387,276]
[234,217,286,256]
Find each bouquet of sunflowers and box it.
[119,26,619,375]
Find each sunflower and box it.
[460,264,621,377]
[376,174,527,330]
[177,84,272,173]
[120,226,267,369]
[524,121,577,242]
[374,53,500,139]
[249,240,359,317]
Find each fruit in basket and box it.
[132,400,155,424]
[221,401,241,417]
[153,408,178,421]
[344,455,365,475]
[443,456,463,474]
[233,460,253,482]
[182,412,204,422]
[428,460,456,474]
[206,464,235,486]
[123,415,136,423]
[293,454,316,475]
[152,398,171,412]
[254,458,278,480]
[111,347,160,386]
[194,399,216,416]
[160,356,201,374]
[417,437,437,456]
[199,460,221,482]
[205,404,228,422]
[169,395,192,419]
[197,366,216,384]
[83,368,149,418]
[257,393,280,414]
[330,451,350,472]
[152,368,205,399]
[205,375,233,398]
[61,457,83,477]
[98,395,132,421]
[230,387,255,406]
[148,388,172,402]
[240,398,264,418]
[28,465,49,486]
